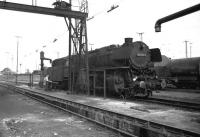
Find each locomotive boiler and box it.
[47,38,162,97]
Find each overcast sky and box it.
[0,0,199,72]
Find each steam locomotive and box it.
[46,38,162,97]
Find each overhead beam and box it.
[155,3,200,32]
[0,1,87,19]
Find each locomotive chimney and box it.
[124,38,133,44]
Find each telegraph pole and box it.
[15,36,22,84]
[32,0,37,6]
[15,36,22,74]
[137,32,144,41]
[184,40,189,58]
[189,42,192,58]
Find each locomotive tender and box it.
[47,38,162,97]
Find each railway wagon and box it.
[47,38,162,97]
[154,57,200,89]
[166,57,200,88]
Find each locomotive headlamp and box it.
[133,76,138,81]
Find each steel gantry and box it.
[63,0,89,94]
[0,1,89,94]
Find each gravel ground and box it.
[0,87,122,137]
[28,88,200,134]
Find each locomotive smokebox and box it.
[125,38,133,44]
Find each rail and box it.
[136,97,200,111]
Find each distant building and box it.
[32,70,41,75]
[0,68,15,75]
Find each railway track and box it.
[135,97,200,111]
[3,80,200,110]
[0,82,200,137]
[5,80,200,110]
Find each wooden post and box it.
[16,74,18,85]
[104,70,106,99]
[29,74,31,87]
[31,73,34,87]
[72,71,74,93]
[94,74,96,96]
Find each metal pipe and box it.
[155,3,200,32]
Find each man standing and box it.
[44,75,49,90]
